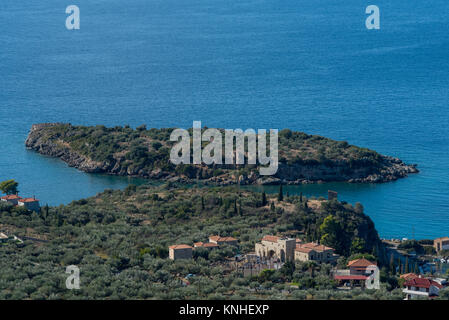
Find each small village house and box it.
[403,276,442,300]
[169,244,193,260]
[1,194,22,206]
[333,258,377,287]
[347,258,377,275]
[255,235,296,262]
[434,236,449,253]
[194,242,219,250]
[209,235,238,246]
[255,235,337,263]
[295,243,337,263]
[17,197,40,211]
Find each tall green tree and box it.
[278,185,283,201]
[0,179,19,195]
[389,254,395,274]
[261,192,267,206]
[319,215,343,253]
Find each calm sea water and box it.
[1,0,448,238]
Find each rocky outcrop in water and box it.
[25,123,419,185]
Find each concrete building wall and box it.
[434,238,449,252]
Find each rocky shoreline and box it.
[25,123,419,185]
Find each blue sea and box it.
[1,0,448,239]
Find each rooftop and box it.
[261,235,280,243]
[1,195,21,200]
[347,258,377,268]
[209,235,237,242]
[194,242,219,248]
[334,275,369,281]
[298,242,334,252]
[405,277,443,289]
[169,244,193,250]
[19,197,39,203]
[400,273,419,280]
[295,246,314,253]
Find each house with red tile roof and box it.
[403,276,443,299]
[255,235,296,262]
[1,194,22,206]
[194,242,219,249]
[254,236,337,263]
[400,273,419,281]
[347,258,377,275]
[169,244,193,260]
[209,235,238,246]
[333,258,378,287]
[17,197,40,212]
[294,242,338,263]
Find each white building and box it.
[1,194,22,205]
[403,276,442,300]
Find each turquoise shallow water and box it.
[1,0,448,238]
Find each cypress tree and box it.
[239,199,243,216]
[262,192,267,206]
[278,185,283,201]
[389,254,395,274]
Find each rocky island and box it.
[25,123,418,185]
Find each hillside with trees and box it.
[0,183,405,299]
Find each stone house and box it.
[169,244,193,260]
[194,242,219,250]
[255,235,296,262]
[17,197,40,211]
[294,242,336,263]
[209,235,238,246]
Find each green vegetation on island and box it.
[25,123,418,185]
